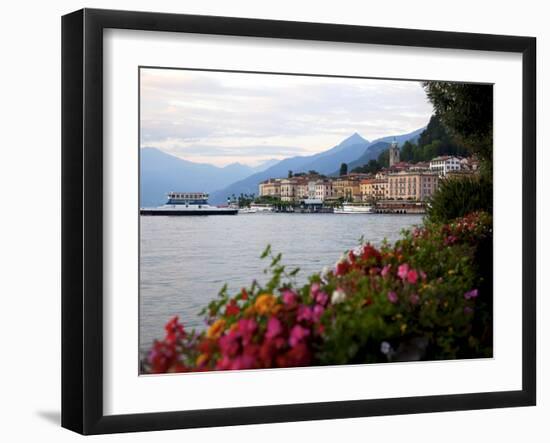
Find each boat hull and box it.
[334,208,374,214]
[140,208,238,216]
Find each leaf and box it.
[260,244,272,259]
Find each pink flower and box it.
[282,290,297,306]
[265,316,283,339]
[230,355,256,370]
[381,264,392,278]
[310,283,320,297]
[407,269,418,284]
[219,331,240,357]
[315,291,329,306]
[312,304,325,322]
[420,271,427,281]
[387,291,398,304]
[464,306,474,315]
[237,318,257,345]
[464,289,479,300]
[289,325,310,347]
[397,263,410,280]
[297,305,313,322]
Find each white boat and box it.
[140,192,238,216]
[238,207,258,214]
[249,203,274,213]
[334,203,374,214]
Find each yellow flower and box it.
[448,269,456,275]
[196,353,209,367]
[254,294,277,315]
[206,318,226,339]
[400,323,408,334]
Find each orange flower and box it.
[206,318,226,339]
[254,294,277,316]
[196,353,209,367]
[244,305,256,317]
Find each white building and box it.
[430,155,462,176]
[307,180,318,200]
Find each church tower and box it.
[389,138,400,167]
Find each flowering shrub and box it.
[143,211,493,374]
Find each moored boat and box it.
[334,203,374,214]
[140,192,238,215]
[238,207,258,214]
[249,203,274,213]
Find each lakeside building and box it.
[333,175,364,202]
[280,178,296,202]
[314,180,335,201]
[295,179,309,200]
[258,179,282,198]
[430,155,462,176]
[460,156,480,172]
[360,178,388,201]
[387,171,439,201]
[258,155,476,204]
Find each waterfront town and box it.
[256,141,480,214]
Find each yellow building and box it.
[387,171,439,201]
[258,179,281,198]
[280,179,297,202]
[333,176,362,201]
[360,178,388,201]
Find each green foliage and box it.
[377,149,389,167]
[427,176,493,223]
[339,163,348,176]
[393,116,469,165]
[423,81,493,165]
[351,159,382,174]
[317,212,493,364]
[237,192,255,208]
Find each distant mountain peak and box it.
[341,132,368,146]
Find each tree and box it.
[423,81,493,165]
[378,150,389,168]
[400,141,415,162]
[339,163,348,176]
[288,170,293,178]
[351,159,382,174]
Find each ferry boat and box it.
[140,192,238,216]
[334,203,374,214]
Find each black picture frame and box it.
[61,8,536,435]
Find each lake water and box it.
[139,213,423,353]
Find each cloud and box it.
[140,68,433,166]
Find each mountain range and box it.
[140,126,425,206]
[140,148,277,206]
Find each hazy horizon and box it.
[140,68,434,167]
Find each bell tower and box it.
[389,138,400,167]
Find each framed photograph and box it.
[62,8,536,435]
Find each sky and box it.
[140,68,434,167]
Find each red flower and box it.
[225,299,240,317]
